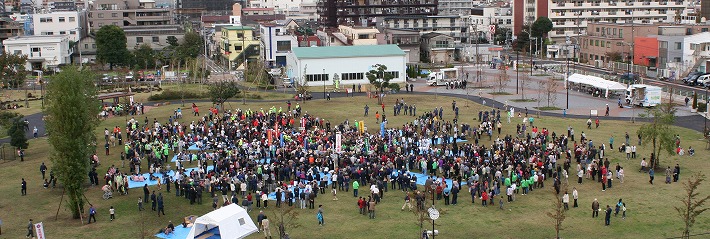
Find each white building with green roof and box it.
[286,44,407,87]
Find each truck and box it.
[625,84,662,107]
[426,68,460,86]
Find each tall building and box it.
[513,0,693,42]
[0,17,23,45]
[438,0,472,15]
[382,15,469,43]
[88,0,173,30]
[317,0,439,28]
[32,11,88,42]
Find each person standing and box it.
[572,187,579,208]
[26,219,34,238]
[109,206,115,221]
[143,184,149,203]
[88,204,97,224]
[649,168,655,184]
[151,191,157,211]
[262,215,272,239]
[368,199,376,219]
[21,178,27,196]
[364,105,369,116]
[157,193,165,216]
[673,164,680,182]
[562,191,570,210]
[605,205,612,226]
[402,193,412,211]
[257,211,265,232]
[40,163,47,180]
[138,197,144,211]
[353,180,359,197]
[592,198,600,218]
[317,205,324,226]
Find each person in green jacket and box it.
[353,180,359,197]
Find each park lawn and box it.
[0,94,708,239]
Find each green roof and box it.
[223,26,254,30]
[293,45,405,59]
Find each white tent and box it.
[185,204,258,239]
[567,73,627,98]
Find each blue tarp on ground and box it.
[391,171,467,190]
[127,166,214,188]
[430,137,467,145]
[155,223,221,239]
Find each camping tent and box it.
[567,73,627,98]
[185,204,258,239]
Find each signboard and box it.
[489,25,496,35]
[34,222,46,239]
[335,132,342,153]
[590,110,598,116]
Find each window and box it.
[703,28,709,32]
[276,41,291,52]
[59,31,66,34]
[69,17,76,22]
[595,40,599,46]
[84,44,88,49]
[137,37,143,43]
[13,50,21,55]
[341,73,364,80]
[619,29,623,38]
[386,71,400,79]
[659,41,668,49]
[237,33,244,38]
[601,41,605,47]
[98,13,104,18]
[606,41,610,48]
[92,44,96,49]
[70,31,76,34]
[40,17,52,22]
[358,34,369,39]
[235,46,243,50]
[306,74,329,81]
[152,36,159,42]
[58,17,65,22]
[675,42,682,50]
[674,57,681,62]
[41,31,54,35]
[112,13,118,18]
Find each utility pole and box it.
[475,21,480,84]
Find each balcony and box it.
[608,1,617,6]
[660,1,668,5]
[642,1,650,5]
[625,2,633,6]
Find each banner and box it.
[335,132,342,153]
[267,129,272,146]
[35,222,46,239]
[359,121,365,133]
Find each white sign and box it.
[129,96,134,104]
[335,132,342,153]
[35,222,46,239]
[590,110,598,116]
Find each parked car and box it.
[683,72,702,85]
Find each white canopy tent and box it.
[566,73,627,98]
[185,204,258,239]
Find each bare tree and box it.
[675,173,710,239]
[520,74,531,100]
[496,66,510,93]
[272,205,301,239]
[547,187,567,239]
[544,78,560,107]
[536,78,546,108]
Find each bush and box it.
[698,102,707,112]
[0,111,21,128]
[388,83,400,92]
[147,90,204,101]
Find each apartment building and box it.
[124,25,184,50]
[579,22,658,65]
[377,28,421,63]
[259,23,298,68]
[438,0,472,15]
[382,15,469,44]
[317,0,438,27]
[3,35,71,70]
[0,17,23,45]
[248,0,315,14]
[513,0,693,42]
[657,27,710,75]
[32,11,88,42]
[220,26,260,69]
[88,0,173,30]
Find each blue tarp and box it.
[127,166,214,188]
[430,137,467,145]
[267,172,330,201]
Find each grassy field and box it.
[0,94,708,239]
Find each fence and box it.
[0,143,16,162]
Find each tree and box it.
[493,26,512,46]
[166,36,179,47]
[177,32,204,59]
[606,52,623,63]
[692,92,698,109]
[8,116,28,151]
[513,29,530,52]
[272,205,301,239]
[544,78,560,107]
[520,74,531,100]
[496,66,510,93]
[133,44,156,70]
[366,64,394,104]
[0,53,28,89]
[208,80,240,106]
[675,173,710,239]
[45,66,100,219]
[96,25,130,69]
[636,107,676,169]
[547,189,567,239]
[531,17,554,38]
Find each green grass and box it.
[535,106,564,111]
[0,95,708,238]
[489,92,513,95]
[511,98,538,102]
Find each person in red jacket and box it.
[481,191,489,207]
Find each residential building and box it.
[220,25,260,69]
[579,22,658,66]
[659,32,710,76]
[421,32,455,64]
[382,15,469,44]
[53,1,78,11]
[377,28,421,63]
[88,0,173,31]
[75,35,98,64]
[512,0,694,42]
[3,35,72,70]
[317,0,438,28]
[285,44,406,87]
[33,11,88,42]
[124,25,185,50]
[179,0,241,12]
[337,25,378,45]
[633,37,658,69]
[260,23,298,68]
[438,0,472,15]
[0,17,23,45]
[242,8,275,16]
[248,0,313,14]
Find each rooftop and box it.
[223,26,254,30]
[292,45,405,59]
